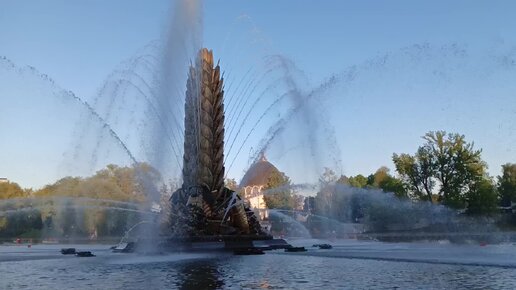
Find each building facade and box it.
[239,155,283,220]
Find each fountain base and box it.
[114,235,292,253]
[157,235,291,252]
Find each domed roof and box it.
[239,155,281,188]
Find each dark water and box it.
[2,240,516,289]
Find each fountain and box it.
[159,48,290,251]
[3,2,516,288]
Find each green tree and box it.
[348,175,368,188]
[378,178,407,199]
[369,167,407,198]
[0,163,164,240]
[425,131,486,207]
[59,201,77,237]
[370,167,390,187]
[336,175,349,185]
[0,216,7,233]
[0,181,28,199]
[393,131,487,208]
[314,168,340,218]
[29,163,160,239]
[0,209,43,239]
[498,163,516,207]
[393,149,435,201]
[466,178,498,215]
[33,164,151,202]
[349,167,407,198]
[263,170,295,210]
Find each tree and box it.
[348,175,368,188]
[263,170,295,210]
[0,181,28,199]
[318,167,338,187]
[313,168,342,216]
[377,176,407,199]
[33,164,151,202]
[0,209,43,239]
[0,164,165,240]
[424,131,486,207]
[348,167,407,198]
[393,131,487,208]
[370,167,389,187]
[498,163,516,207]
[336,175,349,185]
[393,150,434,202]
[59,200,78,237]
[466,178,498,215]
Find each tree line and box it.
[1,130,514,240]
[392,131,514,216]
[254,131,515,237]
[0,163,160,241]
[307,131,514,216]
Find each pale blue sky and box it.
[1,0,515,188]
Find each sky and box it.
[0,0,515,189]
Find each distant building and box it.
[239,154,282,220]
[0,178,8,183]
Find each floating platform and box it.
[285,246,307,252]
[313,243,333,249]
[60,248,76,255]
[76,251,95,257]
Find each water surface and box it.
[2,240,516,289]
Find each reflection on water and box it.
[175,261,224,290]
